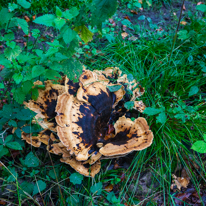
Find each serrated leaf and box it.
[70,173,83,185]
[4,46,21,61]
[13,108,36,120]
[90,182,102,195]
[188,86,199,97]
[191,141,206,153]
[56,6,62,17]
[33,180,46,196]
[13,73,23,84]
[0,8,14,26]
[45,47,58,56]
[107,85,122,92]
[54,18,65,30]
[20,181,34,197]
[196,4,206,12]
[32,65,45,78]
[25,151,39,167]
[44,69,61,79]
[6,142,23,150]
[63,26,77,44]
[31,87,39,100]
[34,14,55,27]
[17,0,31,9]
[74,25,93,43]
[143,107,162,116]
[63,7,79,20]
[31,29,40,38]
[15,18,29,35]
[8,3,18,12]
[124,101,134,110]
[156,112,167,124]
[21,80,33,94]
[1,104,13,118]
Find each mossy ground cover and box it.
[0,0,206,205]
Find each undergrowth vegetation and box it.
[0,0,206,205]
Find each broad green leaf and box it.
[56,6,62,17]
[45,47,58,56]
[0,145,3,151]
[143,107,162,116]
[63,7,79,20]
[134,2,142,8]
[34,14,55,27]
[48,169,59,179]
[66,195,79,205]
[107,85,122,92]
[44,69,61,79]
[5,135,13,144]
[15,128,21,138]
[33,180,46,196]
[188,86,199,97]
[17,0,31,9]
[0,147,9,158]
[6,142,23,150]
[1,104,13,118]
[0,8,14,26]
[63,27,77,44]
[74,25,93,43]
[127,74,134,82]
[124,101,134,110]
[13,73,23,84]
[25,151,39,167]
[8,120,17,127]
[70,173,83,185]
[15,18,29,35]
[0,83,4,89]
[6,41,16,49]
[4,32,15,41]
[156,112,167,124]
[196,4,206,12]
[20,181,34,197]
[191,141,206,153]
[8,3,18,12]
[90,182,102,195]
[54,18,65,30]
[13,108,36,120]
[178,30,189,40]
[31,29,40,38]
[21,80,33,94]
[203,134,206,142]
[32,65,45,78]
[31,88,39,101]
[7,167,18,182]
[4,46,21,61]
[138,15,145,20]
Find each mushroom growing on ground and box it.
[23,67,153,177]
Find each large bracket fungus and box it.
[23,67,153,177]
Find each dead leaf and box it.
[183,4,186,11]
[180,21,187,25]
[105,184,113,192]
[109,18,116,27]
[23,42,27,47]
[175,192,191,205]
[23,34,31,38]
[16,39,24,43]
[128,36,138,41]
[156,27,163,32]
[124,16,131,22]
[24,16,30,22]
[197,2,205,5]
[130,10,138,15]
[0,200,6,205]
[10,149,20,158]
[138,0,142,3]
[122,25,127,31]
[32,15,36,20]
[121,32,128,39]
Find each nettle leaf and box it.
[54,18,66,30]
[15,18,29,35]
[0,8,14,26]
[91,0,118,27]
[56,6,62,17]
[32,65,45,78]
[20,181,34,197]
[74,25,93,43]
[63,7,79,20]
[107,85,122,92]
[196,4,206,12]
[33,180,46,196]
[6,142,23,150]
[45,47,58,56]
[4,46,21,61]
[188,86,199,97]
[156,112,167,124]
[63,26,77,44]
[17,0,31,9]
[31,87,39,100]
[4,32,15,41]
[124,101,134,110]
[8,3,18,12]
[143,107,163,116]
[90,182,102,195]
[44,70,61,79]
[34,14,55,27]
[25,151,39,167]
[31,29,40,38]
[21,80,33,94]
[13,73,23,84]
[191,141,206,153]
[70,173,83,185]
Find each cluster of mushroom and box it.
[23,67,153,177]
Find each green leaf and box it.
[0,147,9,158]
[13,108,36,120]
[4,32,15,41]
[5,135,13,144]
[127,74,134,82]
[90,182,102,195]
[63,7,79,20]
[6,142,23,150]
[0,145,3,151]
[31,29,40,38]
[34,14,55,27]
[143,107,162,116]
[8,3,18,12]
[66,195,79,205]
[33,180,46,196]
[8,120,17,127]
[178,30,189,40]
[138,15,146,20]
[45,47,58,56]
[70,173,83,185]
[17,0,31,9]
[0,8,14,26]
[48,169,59,179]
[15,128,21,138]
[31,88,39,101]
[156,112,167,124]
[124,101,134,110]
[188,86,199,97]
[19,181,34,197]
[4,46,21,61]
[15,18,29,35]
[7,167,18,182]
[56,6,62,17]
[25,152,39,167]
[63,27,77,44]
[196,4,206,12]
[44,70,61,79]
[0,83,4,89]
[191,141,206,153]
[203,134,206,142]
[13,88,26,104]
[54,18,65,30]
[21,80,33,94]
[13,73,23,84]
[91,0,118,27]
[107,85,122,92]
[74,25,93,43]
[6,41,16,49]
[32,65,45,78]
